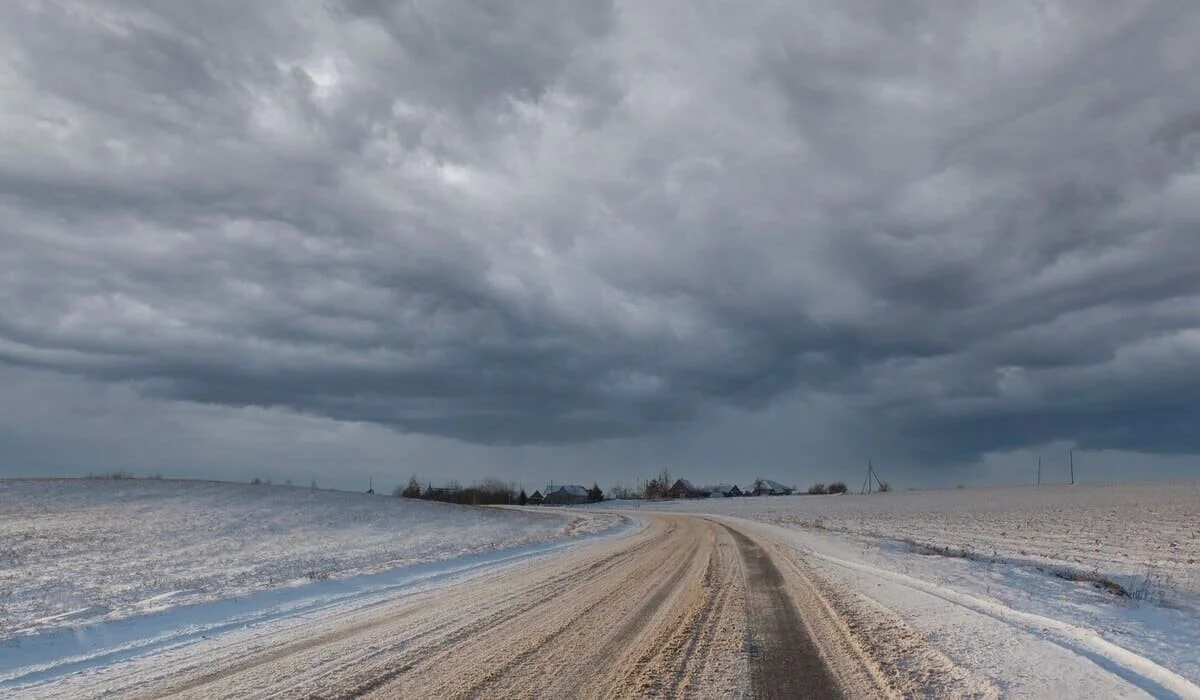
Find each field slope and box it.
[0,478,616,641]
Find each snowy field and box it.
[608,480,1200,695]
[0,478,618,642]
[620,481,1200,597]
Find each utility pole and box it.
[861,460,886,494]
[1070,451,1075,485]
[1037,456,1042,486]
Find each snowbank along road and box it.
[13,513,891,699]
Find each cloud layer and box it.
[2,1,1200,464]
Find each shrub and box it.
[399,476,422,499]
[808,483,827,495]
[827,481,848,494]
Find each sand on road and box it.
[104,514,891,699]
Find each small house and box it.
[667,479,705,499]
[544,484,590,505]
[712,484,742,497]
[528,490,545,505]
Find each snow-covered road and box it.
[4,514,889,699]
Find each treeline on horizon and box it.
[607,470,867,499]
[390,468,881,506]
[392,475,604,506]
[66,471,884,499]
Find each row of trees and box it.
[394,476,605,506]
[390,470,890,506]
[806,480,890,494]
[611,470,794,500]
[618,469,893,500]
[394,476,519,506]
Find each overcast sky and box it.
[2,1,1199,491]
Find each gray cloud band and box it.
[1,1,1198,460]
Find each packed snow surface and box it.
[0,478,617,641]
[608,480,1200,694]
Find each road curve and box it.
[107,514,890,699]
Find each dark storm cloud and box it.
[2,0,1200,461]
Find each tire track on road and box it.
[670,527,743,697]
[600,521,737,698]
[726,526,845,700]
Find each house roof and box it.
[529,490,543,498]
[762,480,791,492]
[547,484,589,497]
[671,479,698,491]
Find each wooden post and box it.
[1037,456,1041,486]
[1070,451,1075,484]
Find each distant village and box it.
[391,474,848,507]
[526,478,798,506]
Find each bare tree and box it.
[400,475,422,498]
